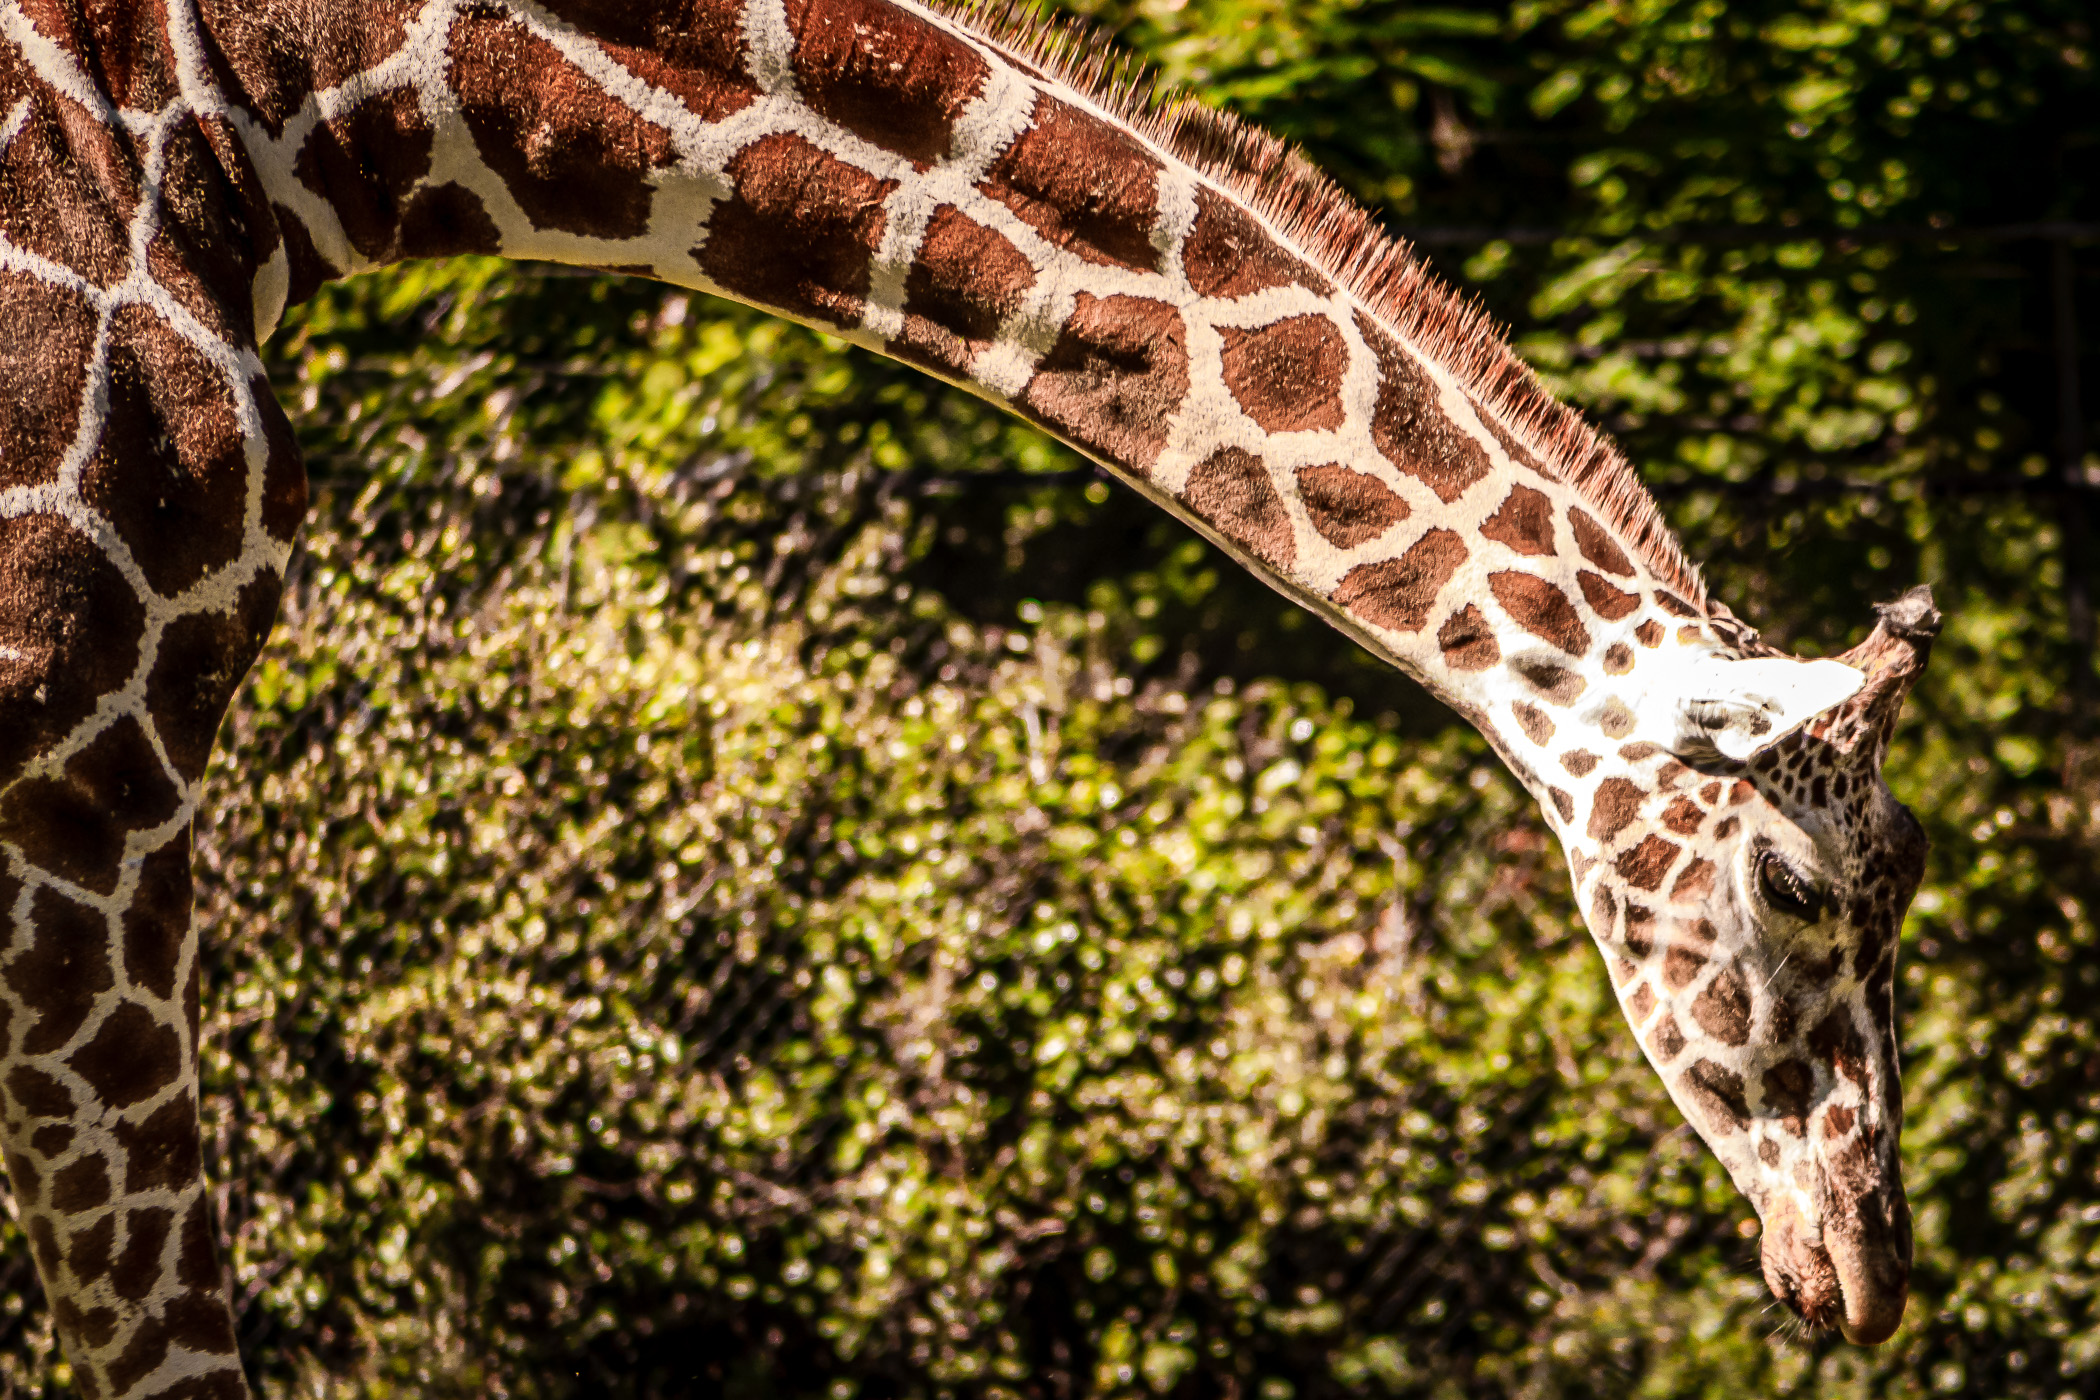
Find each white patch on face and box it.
[1614,651,1865,763]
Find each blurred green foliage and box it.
[1,0,2096,1395]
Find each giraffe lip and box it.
[1760,1198,1910,1345]
[1826,1214,1911,1345]
[1763,1192,1915,1343]
[1837,1304,1903,1346]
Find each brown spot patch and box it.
[1823,1102,1857,1138]
[124,834,193,1001]
[69,1214,114,1284]
[1430,604,1495,671]
[397,181,503,259]
[50,1154,110,1212]
[1670,858,1716,903]
[1599,697,1636,739]
[1763,1058,1814,1121]
[145,576,283,782]
[0,75,135,285]
[31,1125,71,1158]
[1624,905,1656,956]
[1022,294,1189,475]
[69,1002,184,1110]
[113,1206,172,1303]
[893,205,1034,375]
[540,0,757,123]
[1657,591,1701,618]
[1512,701,1554,746]
[6,887,114,1055]
[251,373,311,542]
[195,0,419,133]
[1550,787,1575,822]
[1183,448,1294,571]
[1768,991,1797,1043]
[1661,797,1702,835]
[1626,981,1656,1021]
[1473,401,1556,478]
[1355,312,1490,503]
[0,715,179,896]
[981,93,1162,272]
[1,1151,37,1207]
[1586,777,1643,842]
[1576,570,1640,622]
[1513,658,1584,705]
[1808,1007,1868,1087]
[1602,643,1634,676]
[76,0,180,108]
[450,12,675,238]
[26,1216,55,1273]
[178,1198,218,1288]
[1561,749,1598,777]
[787,0,987,166]
[1183,188,1331,299]
[1690,963,1752,1046]
[115,1094,202,1195]
[291,86,435,262]
[1297,464,1409,550]
[165,1288,238,1354]
[1648,1013,1686,1062]
[1330,529,1466,634]
[6,1066,73,1119]
[106,1312,168,1392]
[76,306,251,597]
[701,131,896,329]
[1615,835,1679,891]
[1683,1059,1751,1133]
[1220,316,1348,433]
[148,117,265,322]
[1635,619,1665,647]
[68,1303,125,1359]
[1662,944,1707,991]
[1478,484,1555,556]
[0,275,97,493]
[1568,508,1633,577]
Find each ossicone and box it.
[1815,585,1941,770]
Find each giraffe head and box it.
[1554,587,1938,1344]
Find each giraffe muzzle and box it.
[1759,1170,1913,1345]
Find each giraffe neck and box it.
[172,0,1727,837]
[0,1,1935,1388]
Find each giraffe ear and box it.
[1665,657,1866,763]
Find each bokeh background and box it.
[3,0,2096,1394]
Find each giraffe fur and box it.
[0,0,1936,1390]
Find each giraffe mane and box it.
[930,0,1709,609]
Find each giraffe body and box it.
[0,0,1935,1390]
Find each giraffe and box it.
[0,0,1937,1391]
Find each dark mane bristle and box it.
[927,0,1707,607]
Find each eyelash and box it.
[1757,849,1825,922]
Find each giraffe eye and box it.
[1756,849,1825,922]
